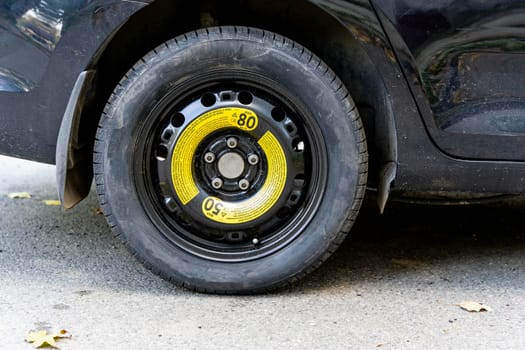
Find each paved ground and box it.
[1,155,524,349]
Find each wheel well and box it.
[74,0,394,204]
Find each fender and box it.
[0,1,148,164]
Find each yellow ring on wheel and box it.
[171,107,287,224]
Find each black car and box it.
[2,0,524,293]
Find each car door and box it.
[372,0,525,161]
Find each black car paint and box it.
[374,0,525,161]
[1,0,525,205]
[0,0,146,163]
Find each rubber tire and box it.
[94,27,368,294]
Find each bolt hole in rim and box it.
[134,72,327,262]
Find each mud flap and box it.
[56,70,95,209]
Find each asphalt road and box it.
[1,155,524,349]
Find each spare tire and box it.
[94,27,368,293]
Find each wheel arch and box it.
[58,0,398,209]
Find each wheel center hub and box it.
[217,152,245,179]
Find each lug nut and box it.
[204,152,216,163]
[226,137,238,149]
[247,154,259,165]
[238,179,250,190]
[211,178,223,189]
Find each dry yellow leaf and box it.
[26,330,58,348]
[7,192,31,199]
[459,301,493,312]
[43,200,62,206]
[25,329,71,349]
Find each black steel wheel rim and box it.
[134,70,328,262]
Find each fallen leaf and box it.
[7,192,31,199]
[26,329,71,349]
[459,301,492,312]
[26,330,56,348]
[43,200,61,206]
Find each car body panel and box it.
[0,0,146,163]
[317,0,525,195]
[1,0,525,203]
[373,0,525,161]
